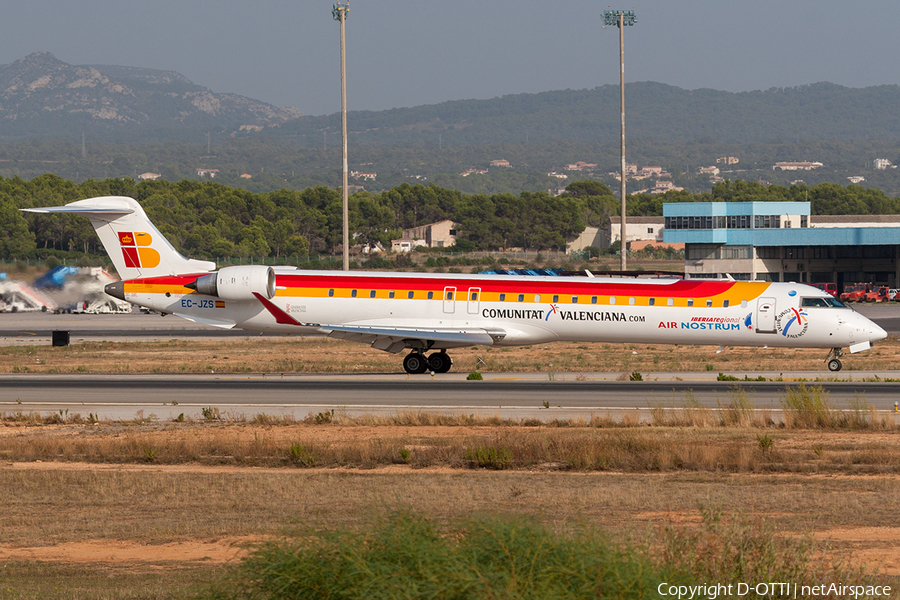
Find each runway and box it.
[3,373,900,422]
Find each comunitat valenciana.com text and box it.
[656,582,892,599]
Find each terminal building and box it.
[662,201,900,288]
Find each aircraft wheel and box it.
[827,359,842,372]
[428,352,453,373]
[403,353,429,375]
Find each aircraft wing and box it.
[320,324,503,353]
[253,292,505,353]
[172,312,237,329]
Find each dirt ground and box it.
[3,423,900,579]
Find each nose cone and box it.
[854,311,888,343]
[870,321,888,343]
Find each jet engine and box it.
[187,265,276,301]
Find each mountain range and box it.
[0,52,301,142]
[2,52,900,147]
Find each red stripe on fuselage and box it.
[274,274,737,298]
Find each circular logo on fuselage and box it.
[775,307,809,338]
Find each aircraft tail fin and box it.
[23,196,215,279]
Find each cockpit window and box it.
[801,297,847,308]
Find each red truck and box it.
[863,286,892,302]
[811,282,838,297]
[840,283,870,303]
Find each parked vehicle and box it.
[840,283,871,303]
[812,282,838,297]
[863,286,892,302]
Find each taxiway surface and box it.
[4,372,900,422]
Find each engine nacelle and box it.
[189,265,276,301]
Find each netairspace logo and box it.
[656,581,892,599]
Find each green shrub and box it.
[288,443,315,467]
[464,445,513,469]
[208,513,660,600]
[203,510,872,600]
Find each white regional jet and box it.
[25,196,887,373]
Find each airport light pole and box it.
[333,1,350,271]
[603,9,636,271]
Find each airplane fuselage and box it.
[117,269,882,352]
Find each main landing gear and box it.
[826,347,844,372]
[403,351,453,374]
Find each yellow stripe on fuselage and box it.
[129,279,774,309]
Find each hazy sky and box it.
[1,1,898,116]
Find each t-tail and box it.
[23,196,215,279]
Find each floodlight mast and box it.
[603,9,636,271]
[333,1,350,271]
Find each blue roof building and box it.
[662,202,900,288]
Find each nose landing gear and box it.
[403,351,453,374]
[826,347,844,372]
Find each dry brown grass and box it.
[2,335,900,374]
[4,460,900,579]
[3,420,900,475]
[5,421,900,597]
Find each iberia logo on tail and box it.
[117,231,160,269]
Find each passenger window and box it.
[687,299,694,307]
[667,298,674,306]
[723,300,729,308]
[389,290,395,298]
[351,289,357,298]
[518,294,524,302]
[408,291,414,299]
[572,296,578,304]
[446,291,453,300]
[427,291,434,300]
[552,295,559,303]
[629,297,636,305]
[370,290,376,298]
[648,298,655,306]
[706,299,712,307]
[591,296,598,304]
[328,289,334,297]
[741,300,747,308]
[499,293,506,301]
[610,297,617,305]
[534,294,541,303]
[470,292,477,301]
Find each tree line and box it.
[2,175,899,262]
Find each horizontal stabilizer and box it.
[23,205,135,216]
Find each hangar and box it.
[662,201,900,289]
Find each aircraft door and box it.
[443,286,456,314]
[467,287,481,314]
[756,297,776,333]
